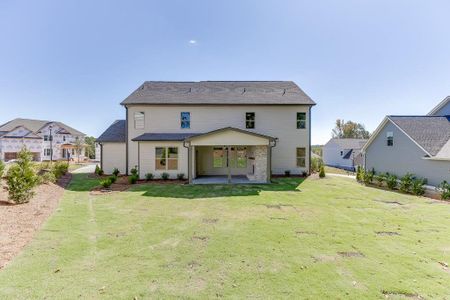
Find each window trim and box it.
[386,131,394,146]
[296,112,306,129]
[180,112,191,129]
[296,147,306,168]
[134,111,145,130]
[246,112,255,129]
[155,146,178,171]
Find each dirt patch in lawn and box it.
[337,251,365,258]
[382,290,423,299]
[376,231,400,236]
[0,180,66,269]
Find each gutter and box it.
[125,106,129,175]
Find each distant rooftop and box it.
[121,81,316,106]
[0,118,85,136]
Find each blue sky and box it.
[0,0,449,144]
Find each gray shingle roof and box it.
[121,81,316,106]
[0,118,85,136]
[132,133,199,141]
[96,120,126,143]
[327,138,368,149]
[389,116,450,156]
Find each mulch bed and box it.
[90,176,188,195]
[0,174,71,269]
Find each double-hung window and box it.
[297,112,306,129]
[44,135,52,141]
[387,132,394,146]
[155,147,178,170]
[44,148,52,156]
[296,147,306,167]
[134,112,145,129]
[181,112,190,129]
[246,112,255,129]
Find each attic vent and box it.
[241,88,246,95]
[282,89,286,96]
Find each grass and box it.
[325,166,355,176]
[0,174,449,299]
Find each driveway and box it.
[71,164,96,174]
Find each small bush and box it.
[311,157,323,173]
[302,171,308,177]
[363,169,374,185]
[130,166,138,176]
[411,178,426,196]
[177,173,185,180]
[399,173,414,193]
[386,174,398,190]
[284,170,291,177]
[438,181,450,200]
[129,175,138,184]
[356,166,362,182]
[0,160,4,178]
[95,165,100,175]
[41,172,57,184]
[112,168,120,177]
[319,165,325,178]
[374,173,387,187]
[97,168,104,176]
[145,173,154,181]
[100,178,112,188]
[6,149,39,204]
[161,172,170,180]
[52,161,69,178]
[109,175,117,184]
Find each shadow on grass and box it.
[129,178,305,199]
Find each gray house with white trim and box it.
[97,81,316,183]
[362,97,450,186]
[323,138,367,171]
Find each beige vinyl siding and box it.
[127,105,311,175]
[102,143,126,175]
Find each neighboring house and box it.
[323,138,367,171]
[0,118,86,162]
[97,81,316,183]
[362,97,450,186]
[94,142,101,162]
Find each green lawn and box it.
[1,175,449,299]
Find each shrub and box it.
[97,168,104,176]
[386,174,398,190]
[0,160,4,178]
[100,178,112,188]
[284,170,291,177]
[374,173,387,187]
[161,172,170,180]
[41,172,57,184]
[95,165,100,175]
[311,157,323,173]
[438,181,450,200]
[363,169,374,185]
[109,175,117,184]
[411,178,426,196]
[145,173,154,181]
[319,165,325,178]
[130,166,138,176]
[399,173,414,193]
[52,161,69,178]
[129,175,138,184]
[6,149,39,204]
[177,173,185,180]
[112,168,120,177]
[302,171,308,177]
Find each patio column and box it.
[227,146,231,184]
[267,145,271,183]
[188,145,193,184]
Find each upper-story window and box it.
[181,112,190,129]
[387,132,394,146]
[297,112,306,129]
[63,135,66,142]
[44,135,53,141]
[246,112,255,129]
[134,112,145,129]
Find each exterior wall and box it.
[365,121,450,186]
[190,130,269,146]
[127,105,311,175]
[253,146,268,181]
[138,141,187,179]
[0,138,42,161]
[102,143,126,175]
[323,141,354,169]
[39,123,86,161]
[432,101,450,116]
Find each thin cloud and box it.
[188,40,197,45]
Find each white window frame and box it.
[134,112,145,129]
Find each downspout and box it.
[125,106,129,175]
[268,138,277,182]
[183,141,191,184]
[100,143,103,170]
[138,141,140,179]
[308,106,312,175]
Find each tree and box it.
[332,119,370,139]
[84,136,96,159]
[7,148,39,204]
[74,136,84,163]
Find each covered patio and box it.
[184,127,277,184]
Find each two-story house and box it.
[0,118,86,162]
[362,97,450,186]
[97,81,316,184]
